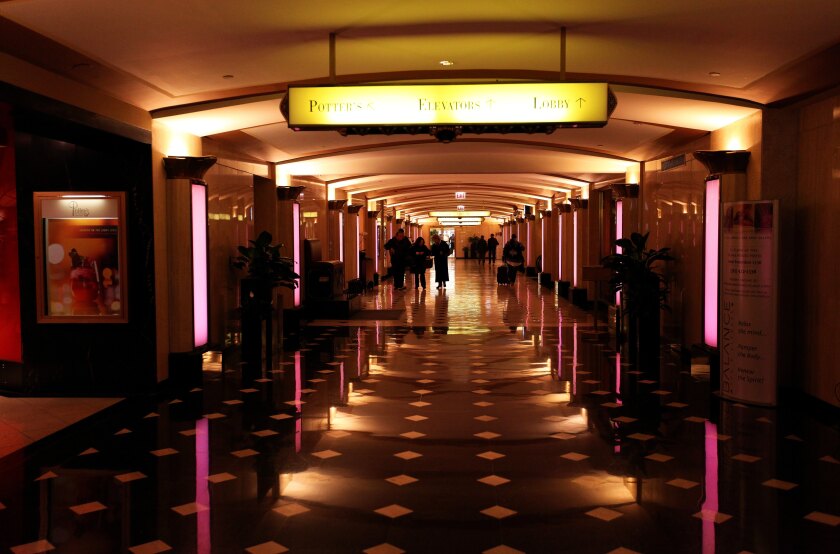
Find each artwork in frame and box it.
[33,192,128,323]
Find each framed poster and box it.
[33,192,128,323]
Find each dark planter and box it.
[557,280,571,298]
[240,278,276,379]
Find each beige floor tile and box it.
[171,502,208,516]
[386,474,418,486]
[560,452,589,462]
[245,541,289,554]
[478,475,510,486]
[481,505,517,519]
[128,541,172,554]
[375,504,413,518]
[69,501,107,515]
[804,511,840,526]
[585,507,623,521]
[273,502,310,517]
[363,544,405,554]
[311,449,342,459]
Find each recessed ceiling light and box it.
[439,60,454,67]
[708,71,721,77]
[222,74,235,79]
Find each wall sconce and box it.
[610,183,639,198]
[569,198,589,210]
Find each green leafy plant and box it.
[602,232,673,370]
[601,232,673,318]
[233,231,299,289]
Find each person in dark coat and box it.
[487,233,499,263]
[476,235,488,264]
[430,234,451,289]
[384,228,412,290]
[501,233,525,284]
[410,236,432,289]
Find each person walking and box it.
[501,233,525,284]
[410,236,432,290]
[487,233,499,263]
[384,228,412,290]
[430,234,451,289]
[476,235,488,264]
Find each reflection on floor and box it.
[0,260,837,553]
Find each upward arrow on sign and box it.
[576,98,586,108]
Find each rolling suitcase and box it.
[496,265,509,285]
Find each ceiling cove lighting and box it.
[438,218,482,225]
[430,211,490,218]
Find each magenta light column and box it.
[162,156,216,383]
[703,179,720,347]
[346,204,363,280]
[327,199,347,262]
[694,150,750,349]
[366,208,380,284]
[276,186,305,309]
[540,209,557,282]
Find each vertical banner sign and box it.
[719,200,779,405]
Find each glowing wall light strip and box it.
[195,417,210,554]
[355,216,360,279]
[558,212,563,281]
[616,200,623,306]
[541,217,545,272]
[293,203,301,307]
[573,211,579,288]
[191,184,208,348]
[704,178,720,347]
[338,211,344,262]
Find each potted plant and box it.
[234,231,298,297]
[601,232,673,371]
[233,231,299,371]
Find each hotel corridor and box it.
[0,260,837,554]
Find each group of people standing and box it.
[384,229,451,290]
[384,228,526,290]
[471,234,500,264]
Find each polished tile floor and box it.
[0,261,838,553]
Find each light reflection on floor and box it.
[0,260,837,553]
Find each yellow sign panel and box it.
[286,83,611,127]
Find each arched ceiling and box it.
[2,0,838,218]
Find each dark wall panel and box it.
[13,109,156,394]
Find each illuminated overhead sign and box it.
[430,211,490,218]
[282,83,616,139]
[455,192,466,199]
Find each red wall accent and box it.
[0,103,22,362]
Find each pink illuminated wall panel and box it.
[573,211,578,287]
[191,183,208,348]
[293,203,301,307]
[704,178,720,347]
[0,106,22,362]
[338,211,344,262]
[616,200,623,306]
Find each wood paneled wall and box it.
[795,93,840,407]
